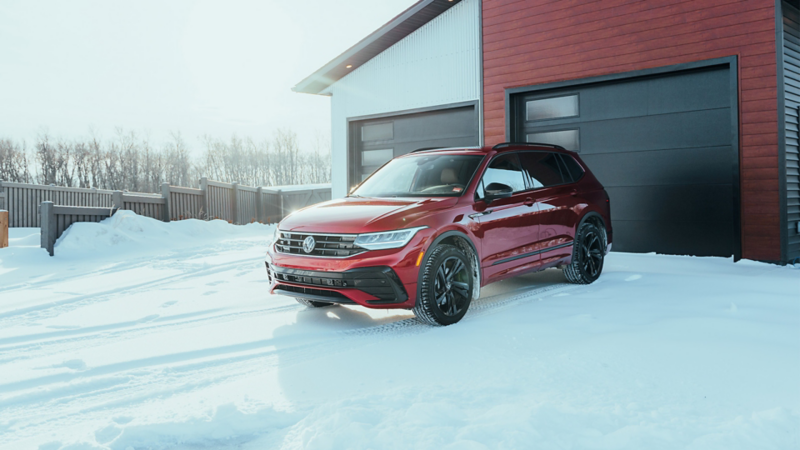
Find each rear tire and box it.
[564,221,606,284]
[413,244,474,326]
[295,298,334,308]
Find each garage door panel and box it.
[578,79,650,120]
[352,105,478,188]
[643,68,730,116]
[580,146,732,187]
[391,136,479,157]
[392,108,476,144]
[579,108,731,154]
[606,185,734,223]
[515,64,737,257]
[575,67,730,122]
[612,220,734,256]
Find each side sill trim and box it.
[492,241,573,266]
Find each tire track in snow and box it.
[4,282,578,399]
[0,257,262,323]
[0,239,254,294]
[0,303,301,355]
[342,282,578,337]
[0,280,581,445]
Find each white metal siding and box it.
[326,0,481,198]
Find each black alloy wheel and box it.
[581,228,604,278]
[413,244,474,326]
[564,221,605,284]
[434,256,471,316]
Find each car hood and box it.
[278,197,456,234]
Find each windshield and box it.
[352,154,484,198]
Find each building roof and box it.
[292,0,462,95]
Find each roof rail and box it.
[411,147,444,153]
[492,142,567,151]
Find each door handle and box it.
[469,209,493,219]
[524,197,534,207]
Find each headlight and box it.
[272,226,281,244]
[354,226,427,250]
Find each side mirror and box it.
[484,182,513,204]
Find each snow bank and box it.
[55,210,270,257]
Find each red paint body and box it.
[266,145,612,309]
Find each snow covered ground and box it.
[0,211,798,450]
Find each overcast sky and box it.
[0,0,416,151]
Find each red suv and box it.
[265,143,612,325]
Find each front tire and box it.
[413,244,474,326]
[295,298,334,308]
[564,221,606,284]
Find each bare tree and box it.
[2,126,331,192]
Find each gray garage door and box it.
[514,66,738,257]
[349,105,479,188]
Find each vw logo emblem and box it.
[302,236,316,253]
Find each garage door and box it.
[513,66,738,257]
[350,105,478,188]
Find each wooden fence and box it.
[0,179,331,228]
[0,182,113,227]
[39,202,116,256]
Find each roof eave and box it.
[292,0,458,95]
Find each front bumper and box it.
[266,263,408,306]
[265,231,428,309]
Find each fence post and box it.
[39,201,55,256]
[0,180,5,211]
[278,189,284,222]
[200,177,208,220]
[91,187,98,207]
[256,186,263,223]
[112,190,123,213]
[0,209,7,249]
[161,182,171,222]
[231,182,239,225]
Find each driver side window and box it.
[476,153,526,198]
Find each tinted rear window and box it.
[518,151,565,188]
[559,154,585,182]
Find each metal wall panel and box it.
[326,0,481,198]
[783,2,800,262]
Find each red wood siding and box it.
[483,0,781,261]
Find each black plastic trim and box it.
[273,288,356,305]
[270,264,408,304]
[493,142,566,150]
[492,242,574,266]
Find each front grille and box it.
[275,231,365,257]
[275,284,353,303]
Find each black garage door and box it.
[349,105,479,189]
[513,65,738,257]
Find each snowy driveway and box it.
[0,213,798,449]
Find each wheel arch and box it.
[416,229,481,306]
[576,210,609,252]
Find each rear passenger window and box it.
[477,153,526,198]
[559,154,585,182]
[518,151,566,188]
